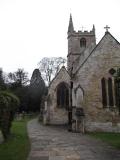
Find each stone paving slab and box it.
[27,119,120,160]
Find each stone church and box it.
[44,15,120,132]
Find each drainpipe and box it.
[68,66,73,131]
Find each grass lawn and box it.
[0,118,30,160]
[89,132,120,149]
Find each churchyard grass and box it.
[0,117,31,160]
[89,132,120,149]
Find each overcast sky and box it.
[0,0,120,77]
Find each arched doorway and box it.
[57,82,69,109]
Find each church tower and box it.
[67,14,96,72]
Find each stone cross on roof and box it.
[104,25,110,32]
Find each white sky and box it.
[0,0,120,77]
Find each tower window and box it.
[80,38,86,48]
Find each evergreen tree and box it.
[0,68,6,90]
[28,69,46,112]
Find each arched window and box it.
[57,82,69,109]
[80,38,86,48]
[101,78,107,107]
[114,78,120,109]
[108,78,114,107]
[114,78,118,106]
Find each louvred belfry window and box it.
[80,38,86,48]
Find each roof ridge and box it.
[49,66,70,88]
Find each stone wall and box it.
[46,66,70,125]
[85,122,120,133]
[73,32,120,132]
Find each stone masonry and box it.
[72,33,120,132]
[44,66,70,125]
[44,15,120,132]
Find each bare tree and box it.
[38,57,66,85]
[8,68,29,86]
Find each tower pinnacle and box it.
[92,24,95,32]
[68,14,74,33]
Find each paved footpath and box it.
[27,119,120,160]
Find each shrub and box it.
[0,91,19,140]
